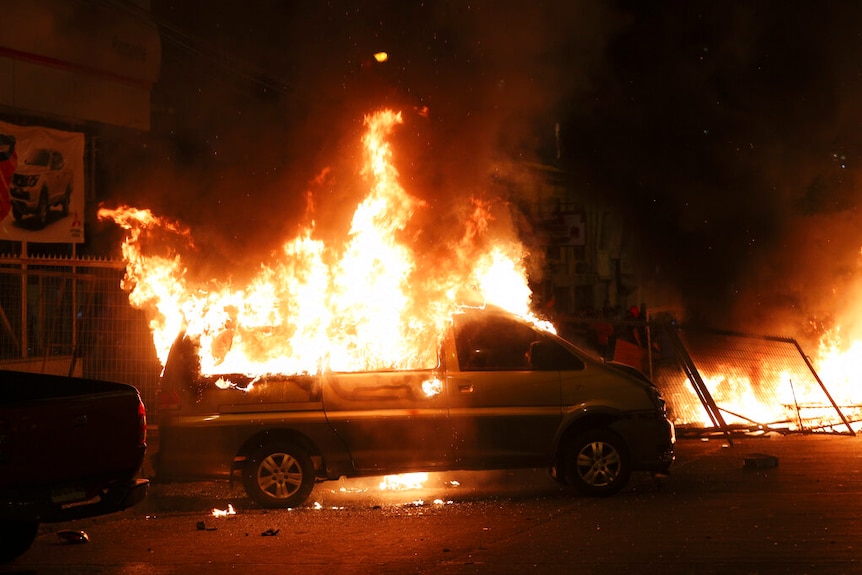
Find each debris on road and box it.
[743,453,779,469]
[196,521,216,531]
[212,503,236,517]
[57,530,89,544]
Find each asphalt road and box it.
[3,433,862,575]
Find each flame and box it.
[212,503,236,517]
[99,108,548,380]
[813,329,862,407]
[421,377,443,397]
[702,369,814,427]
[379,473,428,490]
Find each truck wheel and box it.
[0,519,38,562]
[243,442,315,508]
[36,189,49,228]
[61,184,71,216]
[564,429,630,497]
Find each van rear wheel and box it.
[564,429,630,497]
[243,442,314,508]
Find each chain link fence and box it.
[0,255,161,414]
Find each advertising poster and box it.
[0,120,85,243]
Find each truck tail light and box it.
[137,400,147,446]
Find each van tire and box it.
[564,429,630,497]
[243,442,315,508]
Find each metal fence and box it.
[652,326,854,439]
[0,254,161,413]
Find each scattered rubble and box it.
[743,453,779,470]
[195,521,216,531]
[57,530,89,544]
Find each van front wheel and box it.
[243,442,315,508]
[564,429,630,497]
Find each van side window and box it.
[527,339,586,371]
[454,315,538,371]
[454,314,587,372]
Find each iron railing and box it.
[0,253,161,413]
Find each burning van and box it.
[154,305,675,508]
[102,109,672,506]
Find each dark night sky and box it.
[570,2,862,341]
[107,1,862,344]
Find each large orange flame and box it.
[99,109,548,379]
[814,330,862,407]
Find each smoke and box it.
[102,1,618,285]
[100,1,862,345]
[558,2,862,343]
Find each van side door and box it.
[321,370,453,473]
[445,313,577,468]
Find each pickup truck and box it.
[9,147,74,228]
[0,370,149,562]
[155,306,674,508]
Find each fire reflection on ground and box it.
[157,469,575,517]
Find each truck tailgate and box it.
[0,385,146,489]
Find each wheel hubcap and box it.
[258,453,303,499]
[576,441,621,487]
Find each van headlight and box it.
[647,386,668,417]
